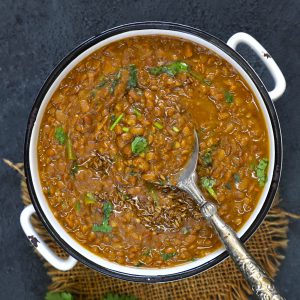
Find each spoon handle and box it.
[201,201,284,300]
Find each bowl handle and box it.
[227,32,286,101]
[20,204,77,271]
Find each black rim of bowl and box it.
[24,21,282,283]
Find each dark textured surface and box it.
[0,0,299,299]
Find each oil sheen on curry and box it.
[38,36,269,268]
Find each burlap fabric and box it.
[7,160,297,300]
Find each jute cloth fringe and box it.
[7,160,298,300]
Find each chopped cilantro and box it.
[131,136,148,154]
[84,192,96,204]
[110,113,124,131]
[148,61,189,76]
[55,127,67,145]
[66,138,76,160]
[202,150,213,167]
[224,90,234,103]
[127,64,138,89]
[161,252,177,261]
[70,161,79,176]
[255,158,269,187]
[75,201,81,212]
[135,261,144,267]
[103,293,137,300]
[154,121,163,130]
[92,201,113,233]
[201,176,217,200]
[110,70,121,94]
[233,173,241,184]
[225,182,232,190]
[45,291,74,300]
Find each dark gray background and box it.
[1,0,299,299]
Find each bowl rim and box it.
[24,21,282,283]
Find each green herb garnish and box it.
[45,291,74,300]
[161,252,177,261]
[103,293,137,300]
[172,126,180,133]
[110,113,124,131]
[75,201,81,212]
[122,127,129,132]
[55,126,67,145]
[150,188,159,206]
[110,70,121,94]
[154,121,163,130]
[70,161,79,176]
[201,177,217,200]
[131,136,148,154]
[149,61,189,76]
[92,201,113,233]
[225,182,232,190]
[189,70,212,86]
[127,64,138,89]
[233,173,241,184]
[135,261,144,267]
[66,138,76,160]
[255,158,269,187]
[224,90,234,103]
[202,150,213,167]
[133,107,142,117]
[84,192,96,204]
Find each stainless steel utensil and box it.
[176,132,284,300]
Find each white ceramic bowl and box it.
[21,22,285,282]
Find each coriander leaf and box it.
[66,138,76,160]
[135,261,144,267]
[103,293,138,300]
[92,223,112,233]
[161,252,177,261]
[148,61,189,76]
[233,173,241,184]
[255,158,269,187]
[45,291,74,300]
[202,150,212,167]
[70,161,79,176]
[189,70,212,86]
[55,127,67,145]
[75,201,81,212]
[127,64,138,89]
[153,121,163,130]
[225,182,232,190]
[110,70,121,94]
[133,107,142,117]
[131,136,148,154]
[201,176,217,200]
[84,192,96,204]
[224,91,234,103]
[103,201,113,219]
[110,113,124,130]
[92,201,113,233]
[150,188,159,206]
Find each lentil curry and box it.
[38,36,269,268]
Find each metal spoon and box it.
[176,132,284,300]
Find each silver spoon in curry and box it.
[176,132,284,300]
